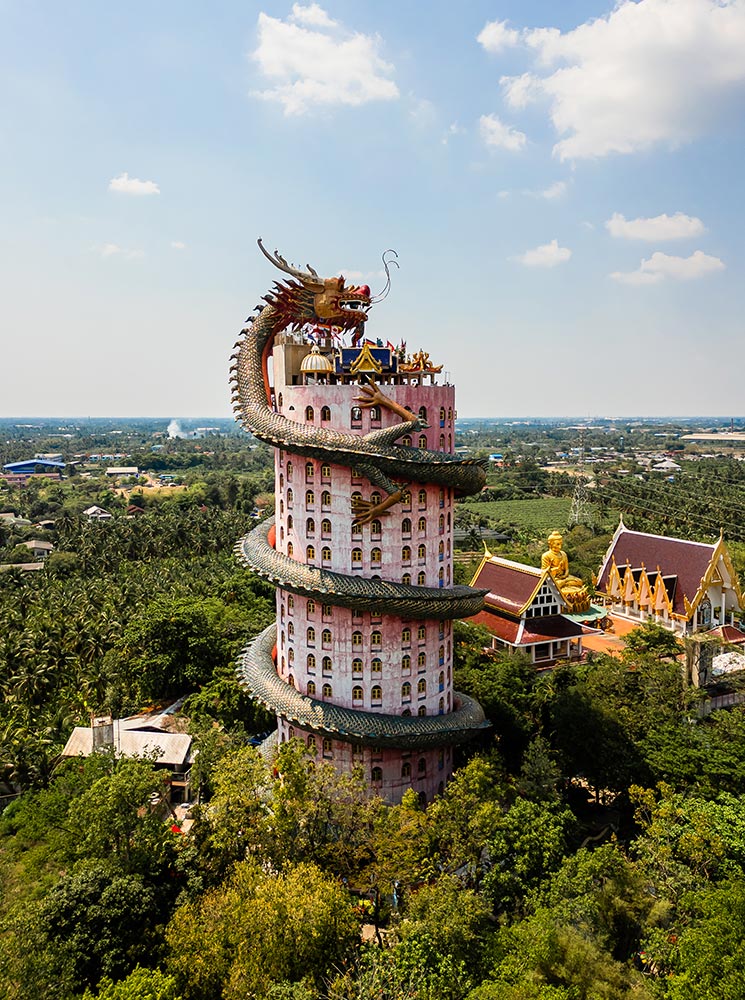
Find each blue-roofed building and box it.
[2,459,65,483]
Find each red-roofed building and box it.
[466,553,585,666]
[595,519,745,635]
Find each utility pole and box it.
[568,425,594,529]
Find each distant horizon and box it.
[1,415,743,425]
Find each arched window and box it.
[307,653,316,671]
[439,645,445,665]
[370,491,382,507]
[288,595,294,611]
[287,488,294,506]
[321,518,332,537]
[306,517,315,535]
[322,683,332,698]
[418,652,426,669]
[307,733,316,750]
[279,473,284,489]
[352,657,363,676]
[322,655,332,673]
[439,567,444,587]
[418,544,426,560]
[417,625,426,641]
[352,631,363,648]
[402,627,411,644]
[418,406,427,421]
[401,545,411,564]
[286,461,293,479]
[305,405,314,421]
[418,516,426,534]
[288,648,294,664]
[322,629,332,647]
[306,490,315,507]
[279,500,284,515]
[305,461,314,480]
[352,685,364,704]
[402,435,412,447]
[289,726,294,739]
[321,546,331,562]
[439,697,445,714]
[306,545,315,563]
[321,490,331,508]
[371,657,382,675]
[352,548,363,567]
[371,547,382,567]
[401,681,411,700]
[439,540,444,560]
[401,517,411,536]
[439,488,445,508]
[278,392,283,408]
[418,434,428,449]
[370,519,382,538]
[439,434,446,450]
[351,406,362,424]
[307,626,316,645]
[371,685,382,704]
[402,573,411,585]
[288,673,295,688]
[402,708,412,717]
[320,406,331,422]
[287,514,294,530]
[369,405,381,421]
[371,630,382,647]
[322,737,333,757]
[306,598,315,616]
[307,680,316,695]
[402,490,412,509]
[438,670,445,691]
[439,514,444,533]
[402,761,411,777]
[418,705,427,716]
[439,406,446,427]
[417,571,426,586]
[321,463,331,479]
[418,678,426,695]
[288,622,295,638]
[418,757,427,773]
[371,766,383,783]
[418,489,427,506]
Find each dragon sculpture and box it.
[232,240,489,749]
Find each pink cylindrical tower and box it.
[234,249,487,805]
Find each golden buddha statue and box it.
[541,530,590,613]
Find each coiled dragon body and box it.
[233,241,489,750]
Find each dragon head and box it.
[258,239,371,332]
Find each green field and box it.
[459,497,575,536]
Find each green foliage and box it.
[83,967,182,1000]
[166,860,358,1000]
[482,799,575,914]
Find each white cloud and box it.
[611,249,725,284]
[500,72,543,110]
[606,212,706,241]
[170,241,186,250]
[108,172,160,196]
[289,3,336,28]
[251,7,398,115]
[96,243,144,260]
[514,239,571,268]
[442,121,465,145]
[529,180,566,200]
[479,113,526,152]
[477,19,519,53]
[492,0,745,160]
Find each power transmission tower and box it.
[568,426,594,529]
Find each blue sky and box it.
[2,0,744,418]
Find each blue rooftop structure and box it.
[3,459,66,473]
